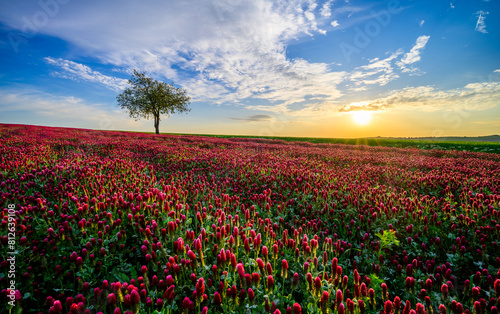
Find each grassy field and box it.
[167,133,500,154]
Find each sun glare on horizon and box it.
[351,111,373,125]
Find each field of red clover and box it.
[1,124,500,314]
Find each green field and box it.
[166,133,500,154]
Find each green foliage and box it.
[376,229,400,256]
[117,70,191,134]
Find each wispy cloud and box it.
[396,35,430,74]
[346,35,431,89]
[44,57,129,92]
[338,81,500,112]
[349,50,403,87]
[475,11,489,34]
[229,114,273,122]
[338,101,387,112]
[419,20,425,27]
[0,87,143,130]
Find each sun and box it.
[351,111,373,125]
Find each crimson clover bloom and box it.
[239,289,246,303]
[293,303,302,314]
[164,285,175,301]
[107,293,116,305]
[394,296,401,312]
[347,299,355,313]
[182,297,191,310]
[338,303,345,314]
[292,272,299,288]
[214,292,222,305]
[267,275,274,292]
[187,250,197,263]
[314,276,322,291]
[282,259,289,278]
[53,300,63,313]
[252,272,260,287]
[307,273,313,289]
[358,300,365,314]
[266,262,273,276]
[416,303,425,314]
[438,304,447,314]
[248,288,255,302]
[336,289,343,305]
[360,282,367,297]
[384,300,393,314]
[321,290,329,304]
[130,290,140,304]
[236,263,245,278]
[196,278,205,295]
[257,258,265,270]
[441,283,448,298]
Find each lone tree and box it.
[117,70,191,134]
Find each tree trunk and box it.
[154,115,160,134]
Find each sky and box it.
[0,0,499,138]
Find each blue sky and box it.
[1,0,499,137]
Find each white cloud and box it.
[44,57,129,92]
[2,0,346,107]
[347,35,431,88]
[396,35,430,74]
[475,11,489,34]
[419,20,425,27]
[320,0,334,17]
[450,2,455,9]
[398,35,430,65]
[338,81,500,112]
[349,50,403,87]
[0,2,449,120]
[494,69,500,73]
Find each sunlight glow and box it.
[351,111,373,125]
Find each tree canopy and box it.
[117,70,191,134]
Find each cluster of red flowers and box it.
[0,124,499,313]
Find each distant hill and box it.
[381,135,500,143]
